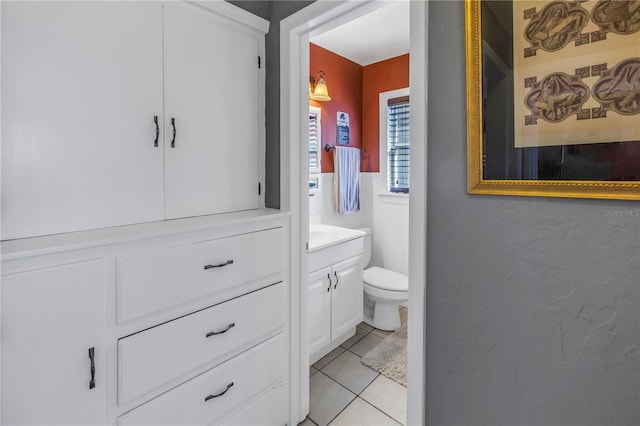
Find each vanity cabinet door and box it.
[308,267,332,359]
[330,256,364,339]
[163,2,260,219]
[1,260,107,425]
[1,1,165,240]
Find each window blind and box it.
[387,96,410,193]
[309,111,319,172]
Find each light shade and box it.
[310,71,331,101]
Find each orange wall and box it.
[310,43,363,173]
[309,44,409,173]
[362,54,410,172]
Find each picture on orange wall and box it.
[337,111,350,145]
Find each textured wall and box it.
[362,54,409,173]
[426,2,640,425]
[310,43,363,173]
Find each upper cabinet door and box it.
[163,2,261,219]
[1,2,165,240]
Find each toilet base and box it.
[363,299,402,331]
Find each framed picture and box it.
[466,0,640,200]
[337,111,350,145]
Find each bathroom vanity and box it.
[307,224,365,364]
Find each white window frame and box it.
[379,87,410,199]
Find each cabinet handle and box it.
[88,347,96,390]
[205,322,235,338]
[153,116,159,147]
[326,273,331,292]
[170,118,176,148]
[334,271,339,289]
[204,260,234,270]
[204,382,234,402]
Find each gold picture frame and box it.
[466,0,640,200]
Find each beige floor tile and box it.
[329,397,400,426]
[313,347,346,370]
[321,350,379,394]
[308,372,356,426]
[340,326,368,349]
[298,417,318,426]
[310,366,318,377]
[349,332,384,357]
[357,322,374,333]
[360,375,407,425]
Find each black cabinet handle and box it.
[204,382,234,402]
[88,347,96,390]
[204,260,234,270]
[171,118,176,148]
[326,273,331,292]
[334,271,339,289]
[205,323,235,338]
[153,116,159,147]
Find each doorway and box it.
[280,1,428,424]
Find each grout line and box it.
[358,396,404,425]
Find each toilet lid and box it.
[363,267,408,292]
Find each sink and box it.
[308,224,365,253]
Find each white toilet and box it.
[359,228,408,331]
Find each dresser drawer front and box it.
[220,385,287,426]
[117,227,284,323]
[117,334,285,426]
[118,283,284,404]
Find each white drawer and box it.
[220,384,287,426]
[117,227,283,323]
[117,334,285,426]
[118,283,284,404]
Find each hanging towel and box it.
[333,146,360,214]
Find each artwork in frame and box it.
[466,0,640,200]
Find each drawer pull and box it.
[326,273,331,292]
[88,347,96,390]
[203,260,234,270]
[153,116,159,147]
[334,271,339,289]
[204,382,234,402]
[205,322,235,338]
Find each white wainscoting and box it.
[372,175,409,275]
[309,172,409,276]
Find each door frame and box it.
[280,1,429,424]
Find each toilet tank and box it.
[357,228,372,268]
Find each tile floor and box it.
[300,307,408,426]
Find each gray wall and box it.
[230,0,314,208]
[426,2,639,425]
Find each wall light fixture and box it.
[309,70,331,102]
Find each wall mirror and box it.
[465,0,640,200]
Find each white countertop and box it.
[308,224,365,252]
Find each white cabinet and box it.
[308,255,363,363]
[1,212,288,426]
[163,2,260,219]
[1,1,267,240]
[1,1,165,240]
[330,256,365,338]
[308,267,332,357]
[1,260,107,425]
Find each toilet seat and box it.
[363,267,408,292]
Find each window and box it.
[386,94,410,193]
[309,106,321,193]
